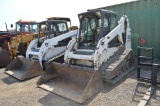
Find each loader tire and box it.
[18,42,27,57]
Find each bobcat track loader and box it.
[37,9,133,103]
[5,17,78,80]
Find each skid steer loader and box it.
[5,17,78,80]
[37,9,133,103]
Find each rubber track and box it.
[99,47,133,84]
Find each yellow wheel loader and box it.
[37,9,134,103]
[0,20,40,67]
[9,20,41,60]
[5,17,78,80]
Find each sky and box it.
[0,0,136,30]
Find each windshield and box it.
[30,23,38,33]
[21,24,29,33]
[37,22,48,47]
[57,23,68,32]
[39,22,48,35]
[37,21,70,47]
[78,12,101,48]
[38,22,56,39]
[16,22,20,33]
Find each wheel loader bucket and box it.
[0,47,11,67]
[1,40,10,50]
[37,62,103,103]
[5,56,43,80]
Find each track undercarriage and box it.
[100,48,133,84]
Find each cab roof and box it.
[38,20,67,24]
[47,17,71,22]
[78,9,116,16]
[16,20,37,24]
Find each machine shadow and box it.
[1,76,20,84]
[1,75,42,85]
[131,82,150,103]
[38,91,83,106]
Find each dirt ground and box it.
[0,67,160,106]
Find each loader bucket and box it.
[1,40,9,50]
[37,62,103,103]
[5,56,43,80]
[0,47,11,67]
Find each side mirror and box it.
[11,24,13,28]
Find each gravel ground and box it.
[0,67,160,106]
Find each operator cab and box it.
[37,20,70,47]
[16,21,37,34]
[77,9,118,50]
